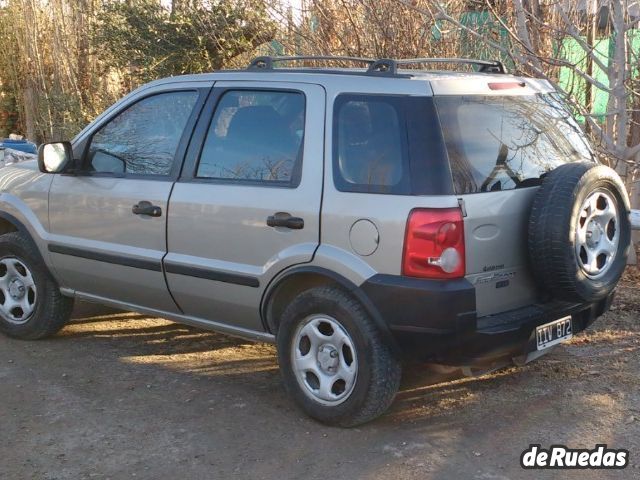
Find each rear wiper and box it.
[516,177,544,188]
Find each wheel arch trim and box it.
[260,265,400,353]
[0,210,53,276]
[0,210,30,236]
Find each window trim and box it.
[77,88,208,181]
[181,87,307,189]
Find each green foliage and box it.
[0,6,21,137]
[94,0,276,83]
[0,0,275,141]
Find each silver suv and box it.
[0,57,631,426]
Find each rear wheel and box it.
[277,286,401,427]
[290,314,359,406]
[0,232,73,339]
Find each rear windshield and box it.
[435,94,594,194]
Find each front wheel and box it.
[0,232,73,339]
[277,286,401,427]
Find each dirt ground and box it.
[1,271,639,480]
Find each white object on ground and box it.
[631,209,640,231]
[0,148,36,167]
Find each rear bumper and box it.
[360,274,613,363]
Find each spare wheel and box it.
[528,162,631,303]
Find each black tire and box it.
[529,162,631,303]
[277,286,401,427]
[0,231,74,339]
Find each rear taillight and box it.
[488,81,526,90]
[402,208,465,279]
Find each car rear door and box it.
[48,83,211,311]
[434,91,596,316]
[164,81,324,332]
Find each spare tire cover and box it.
[528,162,631,303]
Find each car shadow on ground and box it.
[63,301,477,392]
[59,298,639,432]
[61,301,252,355]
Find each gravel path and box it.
[1,276,639,480]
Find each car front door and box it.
[48,84,210,311]
[164,81,324,332]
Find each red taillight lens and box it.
[402,208,465,279]
[488,81,526,90]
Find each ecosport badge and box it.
[474,270,516,285]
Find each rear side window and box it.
[333,95,411,194]
[435,94,594,194]
[196,90,305,186]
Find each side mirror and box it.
[38,141,73,173]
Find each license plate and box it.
[536,316,572,350]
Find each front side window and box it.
[196,90,305,186]
[86,91,198,176]
[333,95,409,194]
[435,94,594,194]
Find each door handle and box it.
[266,212,304,230]
[132,201,162,217]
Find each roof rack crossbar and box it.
[248,55,375,70]
[367,57,506,75]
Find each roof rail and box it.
[246,55,507,76]
[247,55,375,70]
[367,58,506,75]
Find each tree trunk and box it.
[76,0,90,108]
[584,10,596,135]
[171,0,186,16]
[513,0,542,74]
[22,83,38,142]
[609,0,628,174]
